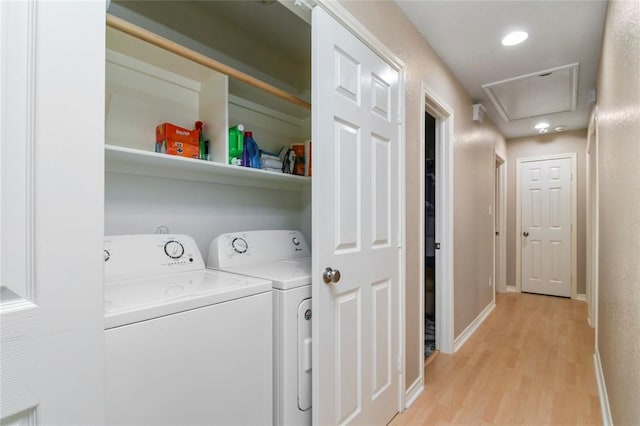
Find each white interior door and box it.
[1,1,105,424]
[312,6,401,425]
[520,157,572,297]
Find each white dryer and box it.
[104,234,273,426]
[207,230,312,426]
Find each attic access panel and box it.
[482,63,579,122]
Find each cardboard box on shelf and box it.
[156,123,200,159]
[291,143,305,176]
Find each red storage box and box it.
[156,123,200,159]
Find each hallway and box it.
[391,293,601,425]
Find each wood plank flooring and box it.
[391,293,601,425]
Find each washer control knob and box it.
[104,249,110,262]
[292,236,300,246]
[232,237,248,254]
[164,240,184,259]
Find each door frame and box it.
[515,153,578,298]
[418,84,454,380]
[300,0,408,414]
[586,107,599,330]
[494,154,507,293]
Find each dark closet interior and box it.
[424,112,436,358]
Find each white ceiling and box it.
[395,0,607,139]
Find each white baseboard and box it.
[404,377,424,409]
[506,285,518,293]
[576,293,587,302]
[453,299,495,352]
[594,349,613,426]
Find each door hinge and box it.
[435,242,441,250]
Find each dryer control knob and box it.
[232,237,248,254]
[164,240,184,259]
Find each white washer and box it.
[207,230,312,426]
[104,234,273,426]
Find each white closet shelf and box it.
[105,144,310,191]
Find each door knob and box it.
[323,267,341,284]
[523,231,529,237]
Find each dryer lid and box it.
[213,257,311,290]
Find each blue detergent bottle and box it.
[242,131,260,168]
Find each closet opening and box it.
[424,111,437,363]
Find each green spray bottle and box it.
[228,124,244,165]
[195,121,207,160]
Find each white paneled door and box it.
[520,156,573,297]
[312,6,401,425]
[1,1,105,424]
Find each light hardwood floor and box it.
[391,292,601,425]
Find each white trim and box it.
[316,1,405,70]
[403,378,424,410]
[454,299,495,352]
[397,66,407,413]
[420,82,455,361]
[506,285,518,293]
[594,350,613,426]
[515,153,578,298]
[586,107,599,332]
[494,154,507,293]
[576,294,586,302]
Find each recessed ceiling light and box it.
[539,128,548,134]
[534,122,550,130]
[501,31,528,46]
[555,126,567,132]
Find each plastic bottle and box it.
[242,131,260,169]
[195,121,206,160]
[228,124,244,165]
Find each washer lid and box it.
[213,257,311,290]
[104,269,272,329]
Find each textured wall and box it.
[505,130,588,295]
[596,0,640,424]
[338,0,505,389]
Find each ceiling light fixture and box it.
[555,126,567,132]
[501,31,528,46]
[534,122,550,130]
[539,128,549,134]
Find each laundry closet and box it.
[105,0,312,253]
[104,1,313,424]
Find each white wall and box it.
[105,172,309,259]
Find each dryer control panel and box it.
[208,230,310,268]
[104,234,205,283]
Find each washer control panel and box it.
[207,230,310,268]
[104,234,204,283]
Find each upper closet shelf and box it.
[106,14,311,111]
[105,145,310,192]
